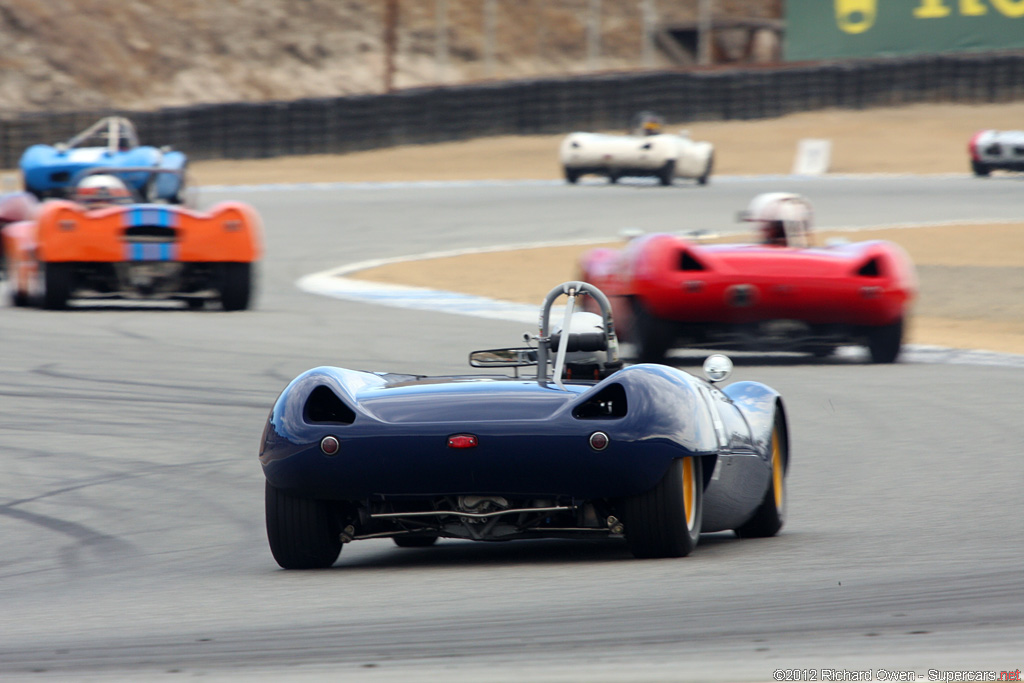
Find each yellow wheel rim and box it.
[771,428,784,510]
[682,457,696,530]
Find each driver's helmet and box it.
[74,174,132,207]
[552,311,616,380]
[741,192,813,247]
[630,111,665,137]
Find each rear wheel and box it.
[9,270,30,307]
[971,159,990,177]
[265,481,342,569]
[170,163,189,204]
[621,456,703,558]
[868,318,903,363]
[632,300,673,364]
[658,160,675,186]
[564,167,581,184]
[42,263,72,310]
[735,410,787,538]
[220,262,252,311]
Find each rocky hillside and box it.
[0,0,780,113]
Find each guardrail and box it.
[2,51,1023,169]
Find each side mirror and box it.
[469,347,538,368]
[702,354,733,383]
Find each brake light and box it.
[448,434,478,449]
[589,431,610,451]
[320,436,340,456]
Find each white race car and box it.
[560,114,714,187]
[969,129,1024,176]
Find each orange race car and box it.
[2,168,262,310]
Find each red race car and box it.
[578,193,917,363]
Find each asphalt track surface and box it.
[2,175,1023,681]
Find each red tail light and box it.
[320,436,340,455]
[447,434,478,449]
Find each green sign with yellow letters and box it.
[786,0,1024,60]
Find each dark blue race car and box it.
[19,116,187,203]
[260,282,790,568]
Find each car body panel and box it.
[579,232,917,351]
[19,117,188,201]
[969,129,1024,174]
[560,131,714,181]
[0,192,40,268]
[30,201,260,263]
[2,197,261,306]
[260,363,783,535]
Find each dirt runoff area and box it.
[190,102,1024,355]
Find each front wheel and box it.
[971,159,990,177]
[735,409,788,538]
[868,318,903,363]
[265,481,342,569]
[621,456,703,558]
[220,262,252,311]
[564,167,581,184]
[697,153,713,185]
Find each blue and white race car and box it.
[20,117,188,203]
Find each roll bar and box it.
[63,117,140,154]
[536,281,619,390]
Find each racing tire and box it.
[170,163,189,204]
[697,153,713,185]
[11,288,30,307]
[971,160,991,177]
[8,268,30,307]
[265,481,342,569]
[42,263,72,310]
[868,318,903,363]
[608,172,620,184]
[143,173,159,203]
[632,300,673,364]
[657,160,675,187]
[809,345,835,359]
[393,535,439,548]
[735,409,788,538]
[621,456,703,559]
[220,262,252,311]
[564,167,581,184]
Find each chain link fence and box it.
[3,51,1023,169]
